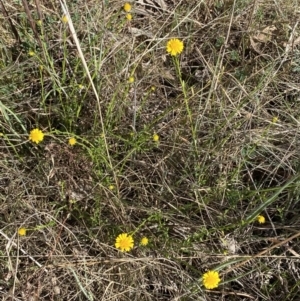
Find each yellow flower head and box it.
[126,13,132,21]
[166,38,184,56]
[68,137,76,146]
[272,116,278,123]
[18,228,27,236]
[202,270,221,289]
[28,50,35,57]
[257,215,265,224]
[62,15,68,23]
[115,233,134,252]
[140,237,149,246]
[124,2,132,12]
[153,133,159,142]
[108,184,115,190]
[128,76,135,83]
[29,128,44,144]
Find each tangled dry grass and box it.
[1,0,300,300]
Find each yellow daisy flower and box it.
[153,133,159,142]
[140,237,149,246]
[108,185,115,190]
[28,50,35,57]
[62,15,68,23]
[202,270,221,289]
[115,233,134,252]
[257,215,265,224]
[18,228,27,236]
[29,128,44,144]
[126,13,132,21]
[128,76,135,83]
[68,137,76,146]
[124,2,131,12]
[166,38,184,56]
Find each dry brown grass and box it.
[1,0,300,300]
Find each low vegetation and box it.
[1,0,300,300]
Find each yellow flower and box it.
[257,215,265,224]
[18,228,27,236]
[29,128,44,144]
[108,185,115,190]
[124,2,131,12]
[128,76,135,83]
[36,19,42,26]
[272,116,278,123]
[62,15,68,23]
[166,38,184,56]
[28,50,35,56]
[68,137,76,146]
[202,270,221,289]
[153,133,159,142]
[140,237,149,246]
[126,13,132,21]
[115,233,134,252]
